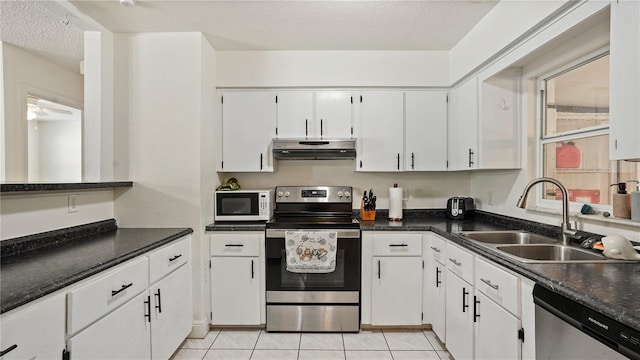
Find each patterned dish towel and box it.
[285,231,338,273]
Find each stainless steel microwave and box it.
[214,190,273,221]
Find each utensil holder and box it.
[360,200,376,221]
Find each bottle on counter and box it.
[610,182,631,219]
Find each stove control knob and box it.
[277,191,284,197]
[337,191,344,198]
[284,191,290,197]
[344,191,351,198]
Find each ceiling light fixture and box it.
[120,0,135,7]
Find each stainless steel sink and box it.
[495,244,608,263]
[460,231,621,263]
[460,231,557,245]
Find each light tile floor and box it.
[172,329,450,360]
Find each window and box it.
[538,52,639,208]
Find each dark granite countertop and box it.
[361,209,640,333]
[0,219,193,313]
[205,208,640,332]
[0,181,133,193]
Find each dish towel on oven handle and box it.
[285,231,338,273]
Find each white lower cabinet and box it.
[150,263,193,360]
[370,232,423,326]
[210,257,261,325]
[446,269,475,360]
[424,234,446,342]
[210,232,263,325]
[474,291,521,360]
[67,291,152,360]
[0,293,66,360]
[371,256,423,326]
[66,235,193,360]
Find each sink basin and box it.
[460,231,623,263]
[460,231,558,245]
[496,244,608,263]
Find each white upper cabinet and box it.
[220,91,276,172]
[276,91,353,139]
[405,91,449,171]
[315,91,354,138]
[449,77,479,170]
[609,0,640,160]
[276,91,314,138]
[479,68,521,169]
[355,91,405,171]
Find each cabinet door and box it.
[449,77,479,170]
[315,91,353,138]
[211,257,261,325]
[67,291,151,360]
[0,294,65,360]
[371,256,422,326]
[405,91,448,171]
[430,262,446,342]
[220,91,276,172]
[474,291,521,360]
[151,263,193,360]
[355,91,404,171]
[609,0,640,160]
[445,270,474,360]
[479,69,521,169]
[276,91,314,138]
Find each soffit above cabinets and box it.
[1,0,499,73]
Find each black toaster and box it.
[446,197,475,219]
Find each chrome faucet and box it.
[516,177,577,245]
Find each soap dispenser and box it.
[630,180,640,222]
[610,182,631,219]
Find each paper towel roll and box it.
[389,186,403,220]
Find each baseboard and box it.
[188,317,210,339]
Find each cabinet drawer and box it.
[373,233,422,256]
[446,242,474,284]
[211,233,260,256]
[428,234,446,264]
[149,235,192,284]
[67,257,149,335]
[475,257,520,316]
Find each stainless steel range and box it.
[265,186,361,332]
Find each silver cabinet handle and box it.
[449,258,461,267]
[481,278,499,290]
[430,246,441,253]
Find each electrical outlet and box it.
[488,191,493,205]
[68,194,79,213]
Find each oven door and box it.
[265,228,361,293]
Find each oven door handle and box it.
[266,229,360,238]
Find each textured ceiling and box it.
[0,0,93,72]
[1,0,499,73]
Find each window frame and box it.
[535,47,613,212]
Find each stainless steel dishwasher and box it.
[534,284,639,360]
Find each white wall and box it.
[470,3,640,241]
[1,42,84,181]
[450,0,569,84]
[28,119,82,182]
[84,31,114,181]
[112,32,216,336]
[0,190,114,240]
[221,162,471,210]
[216,50,449,87]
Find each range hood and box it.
[272,139,356,160]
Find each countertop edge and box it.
[0,228,193,314]
[0,181,134,193]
